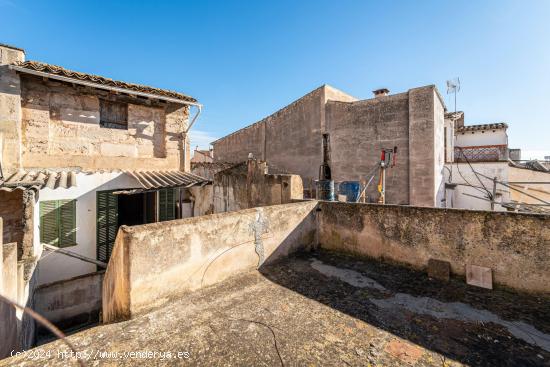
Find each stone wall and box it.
[0,217,18,359]
[213,84,445,205]
[102,201,318,322]
[213,85,357,189]
[34,271,104,336]
[326,93,410,204]
[212,159,303,213]
[0,190,24,247]
[0,45,24,172]
[318,201,550,293]
[14,74,189,172]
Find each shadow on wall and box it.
[102,200,318,323]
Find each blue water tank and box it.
[339,181,361,202]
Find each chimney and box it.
[0,43,25,65]
[373,88,389,98]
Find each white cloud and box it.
[189,130,219,151]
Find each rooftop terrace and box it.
[5,250,549,366]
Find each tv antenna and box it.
[446,77,461,113]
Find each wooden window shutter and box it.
[158,188,176,222]
[40,200,76,248]
[97,191,118,263]
[59,200,76,247]
[40,201,59,246]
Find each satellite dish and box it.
[446,77,461,94]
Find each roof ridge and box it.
[12,60,197,103]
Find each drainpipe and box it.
[184,104,203,134]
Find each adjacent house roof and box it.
[0,169,209,193]
[115,170,210,194]
[10,61,197,104]
[0,170,77,192]
[456,122,508,133]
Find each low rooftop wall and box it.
[103,201,318,322]
[34,271,103,337]
[318,202,550,293]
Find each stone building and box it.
[212,84,449,207]
[190,146,213,163]
[0,43,208,350]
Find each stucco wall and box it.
[455,129,508,147]
[102,200,318,322]
[0,217,18,359]
[34,271,103,336]
[17,74,189,171]
[212,160,303,213]
[446,162,510,211]
[34,172,140,286]
[508,167,550,205]
[318,201,550,293]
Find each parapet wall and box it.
[318,202,550,293]
[103,201,318,322]
[34,271,104,336]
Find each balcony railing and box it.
[454,145,508,162]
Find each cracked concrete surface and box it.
[3,250,549,366]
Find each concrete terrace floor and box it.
[4,250,550,366]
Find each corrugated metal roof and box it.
[127,170,209,189]
[0,170,209,193]
[0,170,77,192]
[114,170,210,194]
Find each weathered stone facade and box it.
[19,75,189,172]
[0,44,191,175]
[213,84,446,206]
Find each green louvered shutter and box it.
[40,201,59,246]
[158,188,176,222]
[40,200,76,248]
[97,191,118,263]
[59,200,76,247]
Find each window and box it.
[40,200,77,247]
[100,99,128,129]
[96,191,118,263]
[158,188,177,221]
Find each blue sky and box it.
[1,0,549,158]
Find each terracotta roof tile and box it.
[455,122,508,132]
[12,60,197,103]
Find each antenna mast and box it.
[446,77,461,113]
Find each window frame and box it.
[99,99,128,130]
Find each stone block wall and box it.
[102,201,318,322]
[213,85,357,189]
[0,45,24,172]
[0,190,24,247]
[318,201,550,294]
[14,74,189,171]
[211,159,303,213]
[326,93,411,204]
[213,84,445,205]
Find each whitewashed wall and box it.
[34,172,139,286]
[455,129,508,147]
[443,162,510,211]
